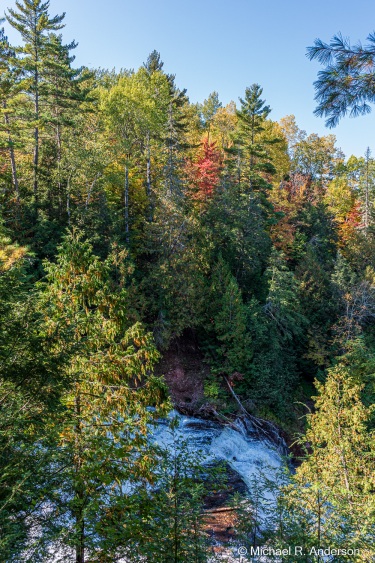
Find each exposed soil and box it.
[155,334,298,544]
[203,507,239,544]
[203,462,248,543]
[155,334,210,414]
[155,336,250,544]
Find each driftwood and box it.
[171,379,289,457]
[209,407,242,432]
[224,377,289,456]
[224,376,252,417]
[204,507,238,514]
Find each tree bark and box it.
[3,102,20,203]
[125,163,129,243]
[74,392,85,563]
[146,131,153,221]
[34,66,39,206]
[85,174,101,211]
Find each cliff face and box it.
[155,335,210,414]
[155,334,292,454]
[153,336,293,548]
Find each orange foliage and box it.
[337,201,362,245]
[186,138,222,203]
[270,173,310,256]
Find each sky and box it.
[3,0,375,157]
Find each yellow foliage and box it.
[0,235,27,272]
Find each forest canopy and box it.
[0,2,374,561]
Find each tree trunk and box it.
[146,131,153,221]
[3,102,20,204]
[34,73,39,207]
[85,174,101,212]
[125,163,129,243]
[74,392,85,563]
[237,149,241,185]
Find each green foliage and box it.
[234,357,375,562]
[234,83,281,196]
[276,361,375,561]
[292,133,342,184]
[206,257,252,377]
[134,425,217,562]
[0,224,68,561]
[1,5,375,559]
[15,229,170,562]
[307,32,375,128]
[245,251,307,416]
[203,373,221,401]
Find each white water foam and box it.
[152,410,283,490]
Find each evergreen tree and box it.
[206,257,253,379]
[307,32,375,128]
[29,230,169,562]
[40,32,90,220]
[246,250,307,417]
[6,0,66,206]
[0,222,68,561]
[0,20,21,203]
[278,362,375,561]
[235,84,281,195]
[143,49,164,75]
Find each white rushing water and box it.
[152,410,284,491]
[152,411,288,563]
[34,411,288,562]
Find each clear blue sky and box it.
[3,0,375,157]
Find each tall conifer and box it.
[6,1,65,207]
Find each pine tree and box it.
[143,49,164,75]
[0,21,21,202]
[41,33,89,216]
[6,1,65,207]
[307,32,375,128]
[206,257,253,379]
[31,230,169,563]
[246,250,307,416]
[235,84,280,194]
[279,363,375,561]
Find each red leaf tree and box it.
[186,138,222,203]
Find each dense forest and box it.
[0,1,374,562]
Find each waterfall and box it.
[34,410,289,562]
[152,410,288,494]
